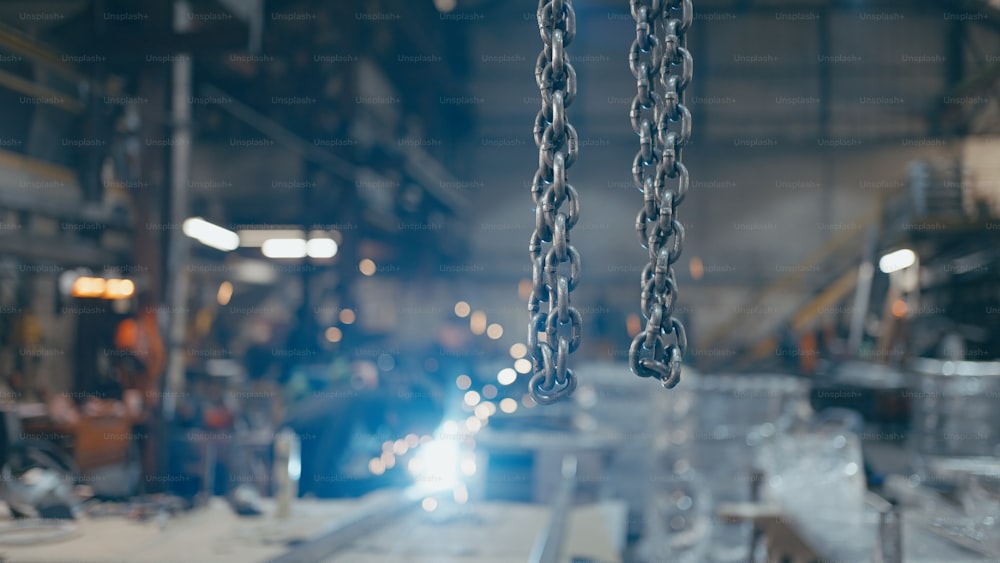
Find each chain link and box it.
[528,0,582,405]
[627,0,693,389]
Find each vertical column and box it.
[163,0,193,419]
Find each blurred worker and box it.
[113,293,165,416]
[282,360,387,497]
[243,321,285,428]
[112,293,165,493]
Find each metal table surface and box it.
[0,492,625,563]
[902,512,1000,563]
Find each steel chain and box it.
[528,0,582,405]
[627,0,693,389]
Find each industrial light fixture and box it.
[182,217,239,251]
[305,238,338,258]
[261,238,307,259]
[103,278,135,300]
[238,229,341,256]
[70,276,105,298]
[237,229,305,247]
[878,248,916,274]
[70,276,135,300]
[258,236,338,259]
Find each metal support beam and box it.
[0,187,129,228]
[817,8,830,143]
[701,207,879,369]
[268,486,444,563]
[0,69,82,113]
[735,267,860,369]
[163,1,193,421]
[528,456,578,563]
[867,492,902,563]
[0,234,117,266]
[199,83,468,216]
[848,226,879,355]
[0,21,85,83]
[199,83,358,181]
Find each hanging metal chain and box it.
[628,0,692,389]
[527,0,582,405]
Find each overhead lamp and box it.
[262,238,307,259]
[182,217,239,251]
[305,238,338,258]
[259,237,338,259]
[878,248,916,274]
[70,276,135,300]
[237,229,305,247]
[103,278,135,300]
[71,276,105,298]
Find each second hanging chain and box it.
[628,0,693,389]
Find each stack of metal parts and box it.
[756,429,878,561]
[885,472,1000,560]
[636,373,809,562]
[896,358,1000,560]
[574,366,808,562]
[567,362,662,534]
[908,358,1000,476]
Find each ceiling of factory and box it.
[1,0,998,286]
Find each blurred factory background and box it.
[0,0,997,561]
